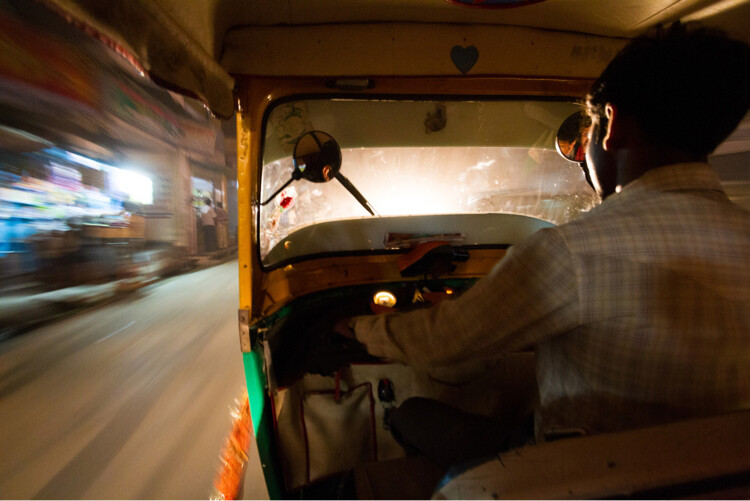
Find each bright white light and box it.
[111,168,153,205]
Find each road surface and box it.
[0,260,268,499]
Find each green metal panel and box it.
[243,348,284,499]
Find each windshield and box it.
[260,98,599,265]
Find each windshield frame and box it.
[255,91,594,271]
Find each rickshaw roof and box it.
[41,0,750,118]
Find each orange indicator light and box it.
[373,291,397,307]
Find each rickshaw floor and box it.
[353,456,446,499]
[291,472,355,500]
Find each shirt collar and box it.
[617,162,725,196]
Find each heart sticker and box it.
[451,45,479,74]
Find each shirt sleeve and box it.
[351,227,580,367]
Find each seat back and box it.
[435,410,750,499]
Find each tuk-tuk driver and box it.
[336,22,750,467]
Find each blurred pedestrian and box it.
[200,197,217,252]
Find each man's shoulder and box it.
[546,192,655,253]
[552,184,749,254]
[555,197,620,232]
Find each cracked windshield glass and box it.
[260,99,599,264]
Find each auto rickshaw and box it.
[40,0,750,498]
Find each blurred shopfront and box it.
[0,0,233,290]
[0,146,148,286]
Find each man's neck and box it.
[615,147,706,193]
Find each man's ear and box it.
[602,103,619,151]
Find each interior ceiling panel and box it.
[37,0,750,117]
[276,0,686,35]
[202,0,750,42]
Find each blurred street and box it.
[0,2,259,498]
[0,259,267,499]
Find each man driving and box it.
[336,22,750,467]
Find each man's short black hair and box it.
[587,23,750,158]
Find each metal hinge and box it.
[238,309,252,352]
[238,309,272,353]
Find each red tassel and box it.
[212,392,252,500]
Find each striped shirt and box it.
[352,162,750,437]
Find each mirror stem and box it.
[259,176,295,206]
[335,172,378,216]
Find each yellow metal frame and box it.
[236,75,592,321]
[259,248,508,318]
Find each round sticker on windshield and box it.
[447,0,546,7]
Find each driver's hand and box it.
[333,317,356,340]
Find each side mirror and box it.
[556,111,591,162]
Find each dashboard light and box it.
[373,291,397,308]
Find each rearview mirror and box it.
[293,130,342,183]
[261,131,378,216]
